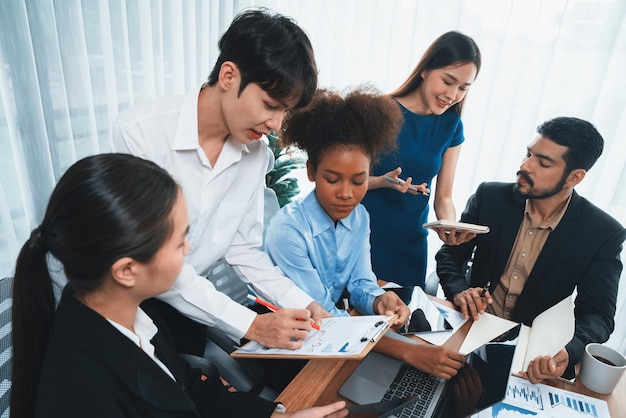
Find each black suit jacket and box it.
[34,289,277,418]
[436,182,626,376]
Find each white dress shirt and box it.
[106,84,314,340]
[108,308,175,380]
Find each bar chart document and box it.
[473,375,611,418]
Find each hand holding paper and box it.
[513,296,575,378]
[458,295,575,381]
[521,347,570,384]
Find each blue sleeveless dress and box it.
[361,102,464,287]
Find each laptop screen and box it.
[461,324,521,414]
[391,324,522,418]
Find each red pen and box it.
[247,294,321,331]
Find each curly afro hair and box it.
[280,85,403,171]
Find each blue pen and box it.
[339,342,349,352]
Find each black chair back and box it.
[0,276,13,417]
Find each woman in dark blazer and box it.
[11,154,346,418]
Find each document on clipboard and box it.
[231,315,396,359]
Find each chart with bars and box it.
[474,375,611,418]
[548,391,600,417]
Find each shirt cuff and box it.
[274,403,287,413]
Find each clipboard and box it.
[231,315,396,359]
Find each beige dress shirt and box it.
[487,195,571,319]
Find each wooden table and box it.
[277,311,626,416]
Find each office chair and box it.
[425,247,476,297]
[0,276,13,417]
[174,187,283,401]
[424,271,441,297]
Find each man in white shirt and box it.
[111,9,325,349]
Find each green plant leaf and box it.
[265,131,307,207]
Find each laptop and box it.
[339,324,522,418]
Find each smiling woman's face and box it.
[417,62,477,115]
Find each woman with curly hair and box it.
[264,87,465,380]
[265,86,408,321]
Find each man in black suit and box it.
[435,116,626,383]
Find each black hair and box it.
[537,116,604,172]
[391,31,481,115]
[11,153,179,417]
[207,8,318,109]
[281,85,403,171]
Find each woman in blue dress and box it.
[361,31,482,302]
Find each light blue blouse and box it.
[264,191,385,317]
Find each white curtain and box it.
[1,0,625,352]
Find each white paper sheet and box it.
[459,312,518,355]
[521,295,575,371]
[414,301,469,346]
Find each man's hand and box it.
[244,308,315,349]
[432,226,475,246]
[452,287,493,320]
[373,292,410,328]
[520,348,569,384]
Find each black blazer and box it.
[436,182,626,376]
[34,289,277,418]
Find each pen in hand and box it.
[383,175,428,195]
[480,281,491,298]
[247,294,321,331]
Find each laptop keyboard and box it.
[382,364,444,417]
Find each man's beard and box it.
[514,170,568,199]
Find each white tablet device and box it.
[422,220,490,234]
